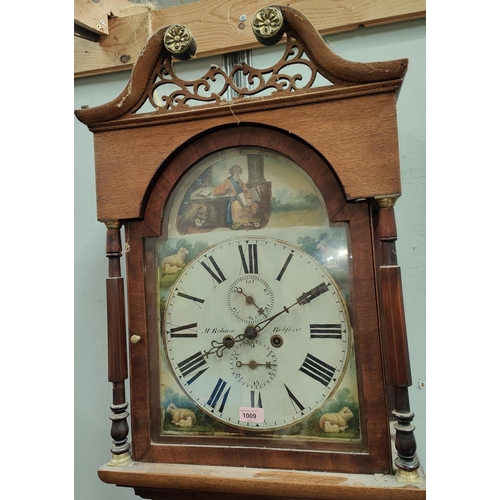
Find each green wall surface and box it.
[74,19,425,499]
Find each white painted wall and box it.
[74,18,425,499]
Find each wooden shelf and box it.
[98,461,426,500]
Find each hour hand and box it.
[296,282,329,305]
[204,334,246,358]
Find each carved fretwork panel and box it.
[132,35,335,114]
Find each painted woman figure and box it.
[213,164,260,229]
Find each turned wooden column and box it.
[375,197,420,481]
[105,220,131,465]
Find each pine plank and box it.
[74,0,425,78]
[74,0,151,36]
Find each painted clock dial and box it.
[164,236,351,430]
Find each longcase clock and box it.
[75,5,425,499]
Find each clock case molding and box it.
[76,5,424,499]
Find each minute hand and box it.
[255,283,330,332]
[296,282,329,305]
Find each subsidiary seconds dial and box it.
[164,236,351,430]
[227,275,274,324]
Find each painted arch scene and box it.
[164,147,327,236]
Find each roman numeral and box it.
[207,378,231,413]
[310,323,342,339]
[177,351,208,385]
[170,322,198,338]
[276,252,293,281]
[299,353,337,387]
[200,256,226,284]
[284,384,305,413]
[177,291,205,304]
[239,243,258,274]
[250,390,263,408]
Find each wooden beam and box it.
[74,0,152,36]
[74,0,426,78]
[75,0,109,35]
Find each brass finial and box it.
[104,220,122,230]
[252,6,285,46]
[108,451,132,467]
[396,468,423,483]
[164,24,197,60]
[374,195,400,209]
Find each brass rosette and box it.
[163,24,197,60]
[252,6,285,46]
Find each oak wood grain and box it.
[98,462,425,499]
[91,95,401,222]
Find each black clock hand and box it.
[204,333,246,358]
[296,282,329,305]
[255,282,329,332]
[235,359,277,369]
[205,283,330,357]
[235,287,267,316]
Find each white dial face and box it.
[164,236,351,430]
